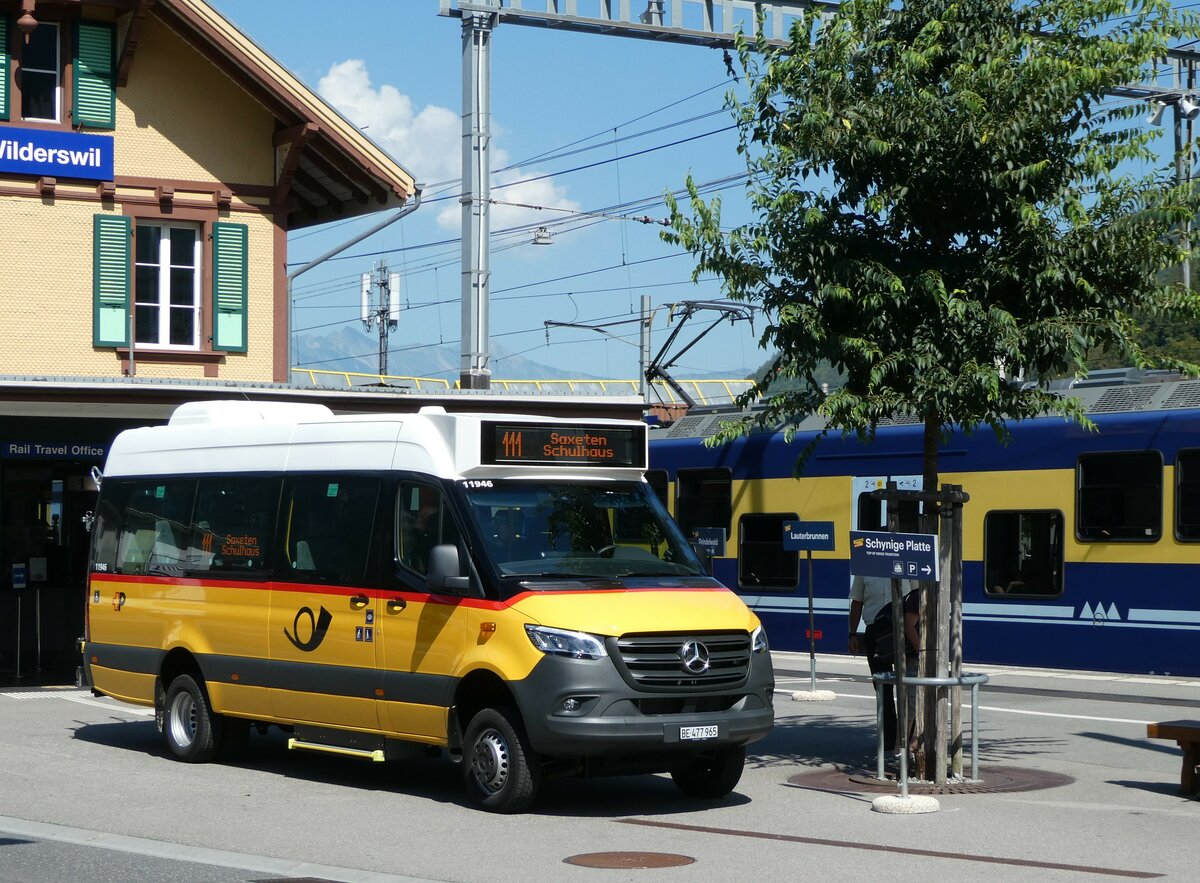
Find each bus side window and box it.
[283,477,379,584]
[191,478,279,574]
[115,481,195,575]
[397,482,462,579]
[90,484,126,574]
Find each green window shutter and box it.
[93,214,130,347]
[0,15,10,121]
[212,222,248,352]
[74,21,115,129]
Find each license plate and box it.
[680,725,718,741]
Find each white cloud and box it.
[318,59,460,185]
[318,59,580,234]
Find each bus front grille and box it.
[611,632,751,692]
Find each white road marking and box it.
[2,689,154,716]
[782,689,1154,726]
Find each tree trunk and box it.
[920,414,950,782]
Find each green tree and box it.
[666,0,1200,489]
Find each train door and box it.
[852,475,923,533]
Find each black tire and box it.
[162,674,223,763]
[670,745,745,799]
[462,706,540,813]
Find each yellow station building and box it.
[0,0,424,680]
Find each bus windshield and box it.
[460,480,704,579]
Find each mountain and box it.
[292,327,612,381]
[293,328,756,383]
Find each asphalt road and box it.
[0,652,1196,882]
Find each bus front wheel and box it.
[162,674,223,763]
[462,706,540,813]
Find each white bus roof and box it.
[102,401,649,481]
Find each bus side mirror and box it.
[428,544,470,594]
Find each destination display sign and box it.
[480,422,645,467]
[849,530,940,581]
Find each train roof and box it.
[655,374,1200,442]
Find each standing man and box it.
[848,574,907,753]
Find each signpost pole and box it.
[782,521,835,702]
[807,549,816,693]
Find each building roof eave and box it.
[155,0,417,227]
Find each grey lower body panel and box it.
[510,652,775,758]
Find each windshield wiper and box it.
[613,570,693,578]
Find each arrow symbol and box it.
[921,565,932,575]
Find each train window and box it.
[856,493,921,532]
[1177,450,1200,541]
[644,469,669,510]
[675,468,732,539]
[738,513,798,590]
[1076,452,1162,541]
[984,511,1064,597]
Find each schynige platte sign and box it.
[849,530,940,581]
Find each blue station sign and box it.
[782,521,836,552]
[849,530,940,581]
[0,127,114,181]
[690,527,726,558]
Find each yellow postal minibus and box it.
[82,401,774,811]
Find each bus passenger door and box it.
[378,481,467,742]
[269,476,383,731]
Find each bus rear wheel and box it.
[462,706,540,813]
[163,674,223,763]
[670,745,745,798]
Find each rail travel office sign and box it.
[0,127,114,181]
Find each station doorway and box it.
[1,461,101,682]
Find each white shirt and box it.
[850,575,914,625]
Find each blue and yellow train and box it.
[648,372,1200,676]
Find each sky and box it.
[209,0,768,384]
[207,1,1193,387]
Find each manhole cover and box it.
[564,852,696,869]
[788,764,1074,795]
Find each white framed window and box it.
[134,222,201,349]
[21,21,60,121]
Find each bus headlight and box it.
[752,625,769,654]
[525,625,608,660]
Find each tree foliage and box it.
[665,0,1200,485]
